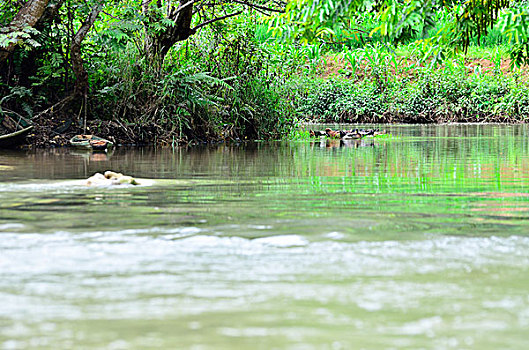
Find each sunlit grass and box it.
[289,129,312,140]
[465,44,511,60]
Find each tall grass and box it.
[287,69,528,124]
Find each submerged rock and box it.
[86,171,139,186]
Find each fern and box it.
[0,26,41,49]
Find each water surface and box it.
[1,124,529,349]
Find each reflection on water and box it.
[1,124,529,349]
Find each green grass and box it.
[465,45,512,60]
[280,66,529,124]
[289,129,312,140]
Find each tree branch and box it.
[71,3,103,96]
[192,10,243,31]
[230,0,285,13]
[37,0,66,28]
[170,0,198,18]
[101,10,120,20]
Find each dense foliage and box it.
[271,0,529,65]
[2,1,529,146]
[0,0,292,145]
[290,70,529,123]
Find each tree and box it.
[0,0,50,65]
[0,0,285,118]
[140,0,285,69]
[271,0,529,65]
[71,2,104,98]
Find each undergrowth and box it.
[87,24,296,144]
[287,70,529,123]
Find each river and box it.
[1,124,528,349]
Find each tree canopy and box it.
[270,0,529,65]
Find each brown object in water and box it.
[325,128,340,138]
[70,134,114,151]
[89,139,107,150]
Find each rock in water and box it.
[114,175,138,185]
[86,173,108,186]
[104,171,121,179]
[86,171,139,186]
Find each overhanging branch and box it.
[170,0,198,18]
[0,0,50,64]
[192,10,243,31]
[173,0,284,17]
[231,0,285,13]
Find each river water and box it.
[1,124,529,349]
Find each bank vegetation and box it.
[2,1,529,147]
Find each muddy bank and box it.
[23,113,254,149]
[22,113,524,150]
[25,115,177,149]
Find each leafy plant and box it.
[0,26,41,50]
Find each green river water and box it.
[1,124,529,349]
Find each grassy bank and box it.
[268,40,529,125]
[284,67,529,124]
[26,42,529,148]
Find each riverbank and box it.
[27,117,166,149]
[23,75,527,148]
[20,71,296,148]
[12,55,529,149]
[286,56,529,124]
[4,0,529,149]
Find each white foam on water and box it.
[0,223,25,231]
[0,178,155,193]
[253,235,309,247]
[1,232,529,345]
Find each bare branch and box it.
[230,0,285,13]
[192,10,243,31]
[102,10,120,20]
[254,7,271,15]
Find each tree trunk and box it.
[16,0,67,87]
[37,0,66,27]
[0,0,50,65]
[70,3,103,98]
[142,0,195,69]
